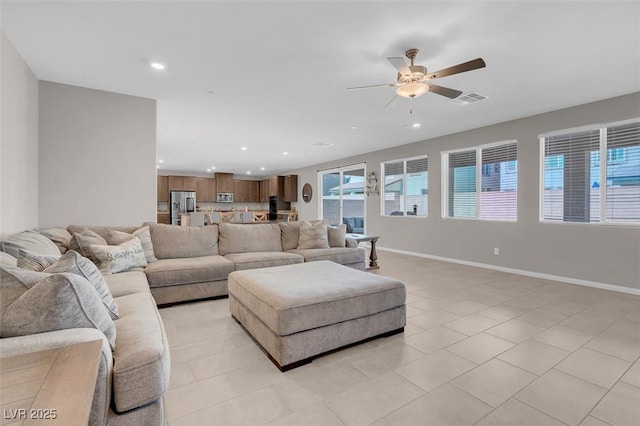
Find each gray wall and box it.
[39,82,157,228]
[292,93,640,290]
[0,33,39,239]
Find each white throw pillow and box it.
[91,238,148,275]
[1,230,61,258]
[297,221,330,250]
[107,226,157,263]
[72,229,108,262]
[327,224,347,248]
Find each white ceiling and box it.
[2,1,639,176]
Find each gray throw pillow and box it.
[16,249,60,271]
[297,221,330,250]
[0,273,116,350]
[90,238,148,275]
[1,230,61,258]
[0,251,17,267]
[39,228,73,254]
[72,229,108,262]
[44,250,119,320]
[0,266,50,313]
[328,224,347,248]
[107,226,157,263]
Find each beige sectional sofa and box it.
[0,220,365,425]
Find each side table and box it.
[348,234,380,270]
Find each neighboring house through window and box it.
[381,156,428,217]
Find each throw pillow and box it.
[0,273,116,350]
[327,224,347,248]
[0,251,17,267]
[72,230,108,262]
[1,230,61,258]
[297,221,330,250]
[90,238,148,275]
[44,250,120,320]
[39,228,73,254]
[107,226,157,263]
[0,266,50,313]
[17,249,60,271]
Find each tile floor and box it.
[160,251,640,426]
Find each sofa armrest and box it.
[0,329,113,426]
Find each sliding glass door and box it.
[319,163,366,234]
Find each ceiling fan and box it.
[347,48,486,113]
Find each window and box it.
[442,141,518,221]
[540,119,640,224]
[381,156,428,216]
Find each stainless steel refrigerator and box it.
[170,191,196,225]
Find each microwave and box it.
[217,192,234,203]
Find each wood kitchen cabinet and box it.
[157,213,171,224]
[234,179,260,202]
[284,175,298,202]
[216,173,234,193]
[196,177,216,202]
[157,176,168,202]
[259,179,270,203]
[168,176,197,191]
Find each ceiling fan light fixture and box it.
[396,82,429,98]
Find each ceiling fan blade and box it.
[387,57,411,77]
[425,58,486,80]
[347,82,398,91]
[428,84,463,99]
[385,95,400,108]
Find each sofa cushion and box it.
[67,225,140,241]
[219,223,282,255]
[0,251,17,267]
[72,229,107,262]
[2,230,61,258]
[224,252,304,271]
[91,238,148,274]
[328,224,347,248]
[297,221,329,250]
[0,273,116,350]
[286,247,366,265]
[16,249,60,271]
[104,270,150,298]
[107,226,157,264]
[44,250,120,320]
[0,266,49,312]
[144,255,234,288]
[111,292,170,412]
[39,227,72,254]
[144,222,219,259]
[279,221,303,251]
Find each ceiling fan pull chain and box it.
[409,97,414,114]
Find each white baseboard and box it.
[375,245,640,296]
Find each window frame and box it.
[538,117,640,226]
[380,154,428,218]
[441,139,518,222]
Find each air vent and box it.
[449,91,489,106]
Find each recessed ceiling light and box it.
[260,167,265,171]
[158,159,164,163]
[240,147,247,151]
[282,151,288,155]
[211,166,216,170]
[246,171,251,175]
[351,126,358,130]
[411,123,421,128]
[156,165,160,169]
[314,142,335,148]
[207,168,211,172]
[150,62,166,70]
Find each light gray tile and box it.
[585,332,640,362]
[475,398,565,426]
[443,314,500,336]
[485,319,545,343]
[591,381,640,426]
[448,333,515,364]
[555,348,631,389]
[498,340,570,375]
[404,326,467,355]
[349,342,425,379]
[533,325,594,352]
[394,349,476,392]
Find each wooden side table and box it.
[1,340,102,425]
[348,234,380,270]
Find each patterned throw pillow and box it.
[43,250,119,320]
[107,226,157,263]
[327,224,347,248]
[16,249,60,271]
[0,273,116,350]
[297,221,330,250]
[90,238,148,275]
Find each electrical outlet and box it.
[494,248,500,256]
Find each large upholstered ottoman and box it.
[228,260,406,370]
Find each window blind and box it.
[480,142,518,220]
[606,122,640,222]
[382,156,428,217]
[448,150,477,218]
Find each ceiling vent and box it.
[449,91,489,106]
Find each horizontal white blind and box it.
[383,160,404,216]
[606,122,640,222]
[407,157,428,216]
[448,150,477,218]
[382,156,428,217]
[543,129,600,222]
[480,142,517,220]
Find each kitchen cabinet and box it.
[157,176,168,202]
[168,176,197,191]
[259,179,270,203]
[196,177,216,202]
[157,213,170,224]
[284,175,298,202]
[234,179,260,202]
[216,173,234,193]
